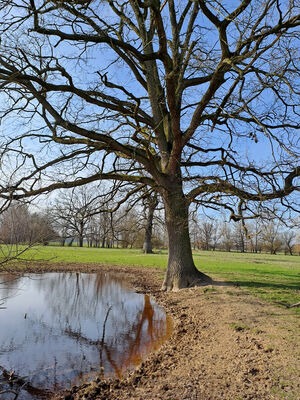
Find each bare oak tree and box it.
[199,220,218,251]
[0,1,299,290]
[282,230,297,255]
[51,187,102,247]
[261,222,283,254]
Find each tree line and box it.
[0,189,298,255]
[190,218,299,255]
[0,186,164,253]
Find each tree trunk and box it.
[161,189,212,291]
[143,194,158,254]
[143,221,153,253]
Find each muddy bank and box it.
[3,263,300,399]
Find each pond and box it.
[0,272,173,399]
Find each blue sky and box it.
[0,0,299,222]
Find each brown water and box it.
[0,272,172,399]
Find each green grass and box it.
[192,251,300,309]
[23,246,170,267]
[2,246,300,311]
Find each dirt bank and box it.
[10,263,300,400]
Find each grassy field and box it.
[3,245,300,311]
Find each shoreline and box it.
[2,263,300,400]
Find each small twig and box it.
[0,388,20,400]
[160,0,168,11]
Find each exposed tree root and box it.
[161,270,212,292]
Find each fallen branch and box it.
[288,301,300,309]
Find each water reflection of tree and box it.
[62,294,170,378]
[104,294,171,377]
[36,272,126,321]
[38,273,170,376]
[0,273,23,309]
[0,272,171,396]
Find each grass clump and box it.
[229,322,250,332]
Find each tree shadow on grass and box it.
[211,279,300,292]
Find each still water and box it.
[0,272,172,399]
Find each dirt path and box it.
[21,263,300,400]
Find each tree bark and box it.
[143,194,158,254]
[143,214,154,254]
[161,188,212,291]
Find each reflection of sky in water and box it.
[0,272,172,400]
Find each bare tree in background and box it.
[261,222,283,254]
[0,204,30,245]
[118,210,144,249]
[220,223,233,252]
[247,220,263,253]
[142,191,159,254]
[98,211,116,248]
[87,213,110,248]
[0,1,299,290]
[233,222,247,253]
[199,220,219,251]
[51,187,102,247]
[281,230,296,255]
[0,202,57,265]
